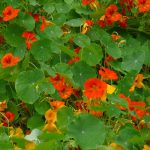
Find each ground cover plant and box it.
[0,0,150,149]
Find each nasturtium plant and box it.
[0,0,150,150]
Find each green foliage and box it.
[68,113,106,150]
[0,0,150,149]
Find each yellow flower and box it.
[43,123,57,132]
[9,127,24,138]
[129,74,144,92]
[109,143,125,150]
[101,84,116,101]
[45,109,57,123]
[25,142,36,150]
[143,145,150,150]
[13,145,22,150]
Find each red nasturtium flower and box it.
[119,0,135,14]
[82,0,95,5]
[138,0,150,13]
[99,68,118,81]
[3,111,15,126]
[50,74,73,99]
[118,16,128,28]
[118,94,146,121]
[40,16,53,31]
[28,12,40,22]
[97,15,107,28]
[83,78,107,99]
[67,56,80,65]
[105,4,122,23]
[5,111,15,122]
[22,31,37,49]
[74,47,81,54]
[50,74,65,91]
[1,53,20,68]
[58,85,73,99]
[2,6,19,22]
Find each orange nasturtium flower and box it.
[111,33,121,41]
[129,74,144,92]
[1,53,20,68]
[99,68,118,81]
[83,78,107,99]
[50,100,65,111]
[45,109,57,123]
[0,101,7,112]
[2,6,19,21]
[138,0,150,13]
[44,109,58,132]
[109,143,125,150]
[40,16,54,31]
[143,145,150,150]
[22,31,37,49]
[81,20,94,34]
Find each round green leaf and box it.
[42,26,63,39]
[39,81,55,95]
[4,24,24,47]
[74,34,91,48]
[55,3,70,13]
[0,133,13,150]
[106,105,121,118]
[88,26,121,58]
[43,3,55,14]
[57,107,74,131]
[15,70,44,104]
[121,50,145,72]
[115,126,140,149]
[68,113,106,150]
[31,39,53,62]
[65,18,83,27]
[80,43,103,66]
[27,114,44,130]
[34,100,50,115]
[71,61,96,88]
[54,63,73,78]
[17,12,35,31]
